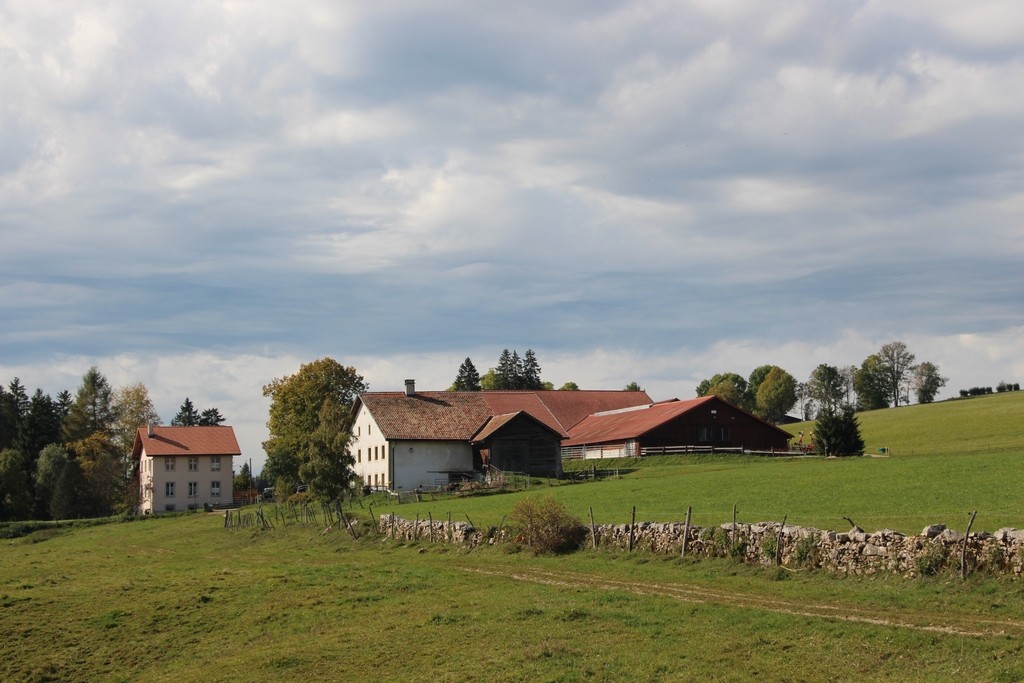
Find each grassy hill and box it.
[783,390,1024,457]
[5,513,1024,681]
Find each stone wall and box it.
[378,515,1024,577]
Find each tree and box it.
[18,389,62,463]
[233,461,254,491]
[708,378,745,407]
[262,357,367,485]
[877,341,916,407]
[35,443,69,519]
[298,399,355,501]
[854,354,889,411]
[912,362,948,404]
[480,369,501,390]
[0,448,32,520]
[496,349,518,389]
[807,364,845,416]
[450,358,482,391]
[696,373,747,399]
[559,382,579,391]
[112,383,160,463]
[0,385,17,452]
[813,405,865,456]
[623,381,643,392]
[754,367,797,423]
[198,408,225,426]
[171,398,200,426]
[746,365,775,408]
[521,350,543,390]
[69,433,123,516]
[62,367,115,442]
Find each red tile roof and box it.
[356,392,493,440]
[480,390,653,435]
[132,425,241,459]
[355,389,654,441]
[564,397,715,446]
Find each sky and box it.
[2,1,1022,475]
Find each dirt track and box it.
[461,566,1024,638]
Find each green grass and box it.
[372,446,1024,535]
[784,390,1024,457]
[5,513,1024,682]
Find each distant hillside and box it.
[784,391,1024,457]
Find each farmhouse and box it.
[350,380,652,490]
[562,395,792,458]
[132,425,240,514]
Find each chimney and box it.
[147,423,154,438]
[404,379,415,396]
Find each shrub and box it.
[915,541,947,577]
[508,495,585,555]
[793,536,820,568]
[761,535,779,563]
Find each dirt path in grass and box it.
[460,566,1024,638]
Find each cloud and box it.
[1,1,1021,473]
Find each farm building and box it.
[350,380,652,490]
[562,395,792,458]
[132,425,240,513]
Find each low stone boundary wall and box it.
[379,515,1024,577]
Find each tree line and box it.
[450,350,643,392]
[0,368,224,522]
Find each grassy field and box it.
[5,513,1024,682]
[4,392,1023,681]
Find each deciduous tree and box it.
[298,399,355,501]
[877,341,916,407]
[754,367,797,423]
[262,357,367,485]
[912,362,948,404]
[112,383,160,460]
[807,364,845,416]
[854,354,889,411]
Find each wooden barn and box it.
[471,411,564,478]
[563,395,792,458]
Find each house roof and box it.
[479,390,653,436]
[354,389,653,441]
[132,425,241,459]
[563,395,792,446]
[471,411,564,444]
[564,397,713,446]
[355,392,493,441]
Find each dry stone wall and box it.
[379,515,1024,578]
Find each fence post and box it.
[731,504,737,548]
[429,512,434,543]
[628,506,636,552]
[589,507,598,549]
[681,506,692,557]
[961,510,978,579]
[776,515,787,565]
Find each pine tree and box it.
[813,405,865,456]
[496,349,517,389]
[171,398,200,426]
[62,367,115,442]
[451,358,482,391]
[521,350,543,390]
[199,408,226,426]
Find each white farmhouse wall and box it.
[351,404,392,489]
[391,440,473,491]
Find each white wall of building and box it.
[390,440,473,491]
[138,452,233,513]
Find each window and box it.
[211,456,221,471]
[368,423,372,434]
[165,504,176,512]
[165,482,175,497]
[188,482,198,496]
[165,457,175,471]
[382,447,386,461]
[699,427,731,443]
[211,481,221,497]
[357,449,361,463]
[188,457,198,471]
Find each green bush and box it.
[915,541,947,577]
[793,536,820,568]
[508,495,585,555]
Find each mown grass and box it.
[4,513,1024,682]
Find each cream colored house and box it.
[132,425,241,513]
